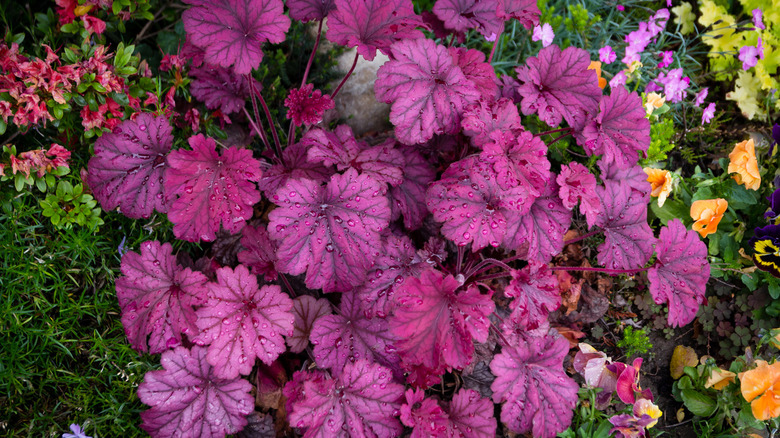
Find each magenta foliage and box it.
[433,0,503,38]
[189,64,260,114]
[287,295,331,353]
[556,162,601,227]
[87,113,173,219]
[165,134,263,242]
[375,37,481,144]
[138,346,254,438]
[284,84,334,126]
[286,0,336,22]
[194,264,294,379]
[236,224,278,281]
[480,129,550,193]
[505,261,560,330]
[390,269,494,374]
[515,44,602,128]
[449,46,500,99]
[182,0,290,75]
[461,98,524,148]
[649,219,710,327]
[326,0,424,61]
[284,359,405,437]
[490,331,579,438]
[388,146,436,230]
[116,240,209,354]
[497,0,540,29]
[400,388,496,438]
[257,141,333,199]
[267,168,391,292]
[594,180,655,270]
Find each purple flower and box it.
[532,23,554,47]
[609,71,627,89]
[623,23,652,64]
[117,235,128,257]
[655,68,688,102]
[648,9,669,37]
[753,8,765,30]
[739,45,759,70]
[600,45,617,64]
[702,102,716,124]
[617,4,625,11]
[694,87,708,107]
[63,424,91,438]
[657,50,673,68]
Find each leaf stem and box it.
[243,107,271,153]
[535,127,573,137]
[300,20,323,88]
[279,273,296,298]
[547,131,572,147]
[331,51,359,100]
[563,229,600,245]
[549,265,650,275]
[253,86,285,166]
[474,271,513,282]
[488,31,502,64]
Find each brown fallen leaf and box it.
[670,345,698,380]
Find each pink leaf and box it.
[490,332,578,438]
[447,388,498,438]
[648,219,710,327]
[578,87,650,169]
[497,0,540,29]
[311,290,400,375]
[165,134,262,242]
[190,64,260,114]
[433,0,503,38]
[390,269,494,372]
[427,157,530,251]
[515,45,601,128]
[595,180,655,270]
[461,98,524,148]
[194,265,294,379]
[326,0,424,61]
[399,389,450,437]
[182,0,290,74]
[389,146,436,230]
[505,261,560,330]
[502,177,572,262]
[286,0,336,22]
[285,84,335,126]
[287,295,331,353]
[257,141,333,199]
[376,38,481,145]
[285,360,405,438]
[449,47,500,99]
[138,346,253,438]
[267,169,391,292]
[480,129,550,193]
[87,113,173,219]
[116,241,209,354]
[556,163,601,227]
[599,162,651,202]
[237,224,278,281]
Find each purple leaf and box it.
[182,0,290,74]
[399,389,450,437]
[257,141,333,199]
[387,147,435,230]
[311,290,400,376]
[648,219,710,327]
[284,359,405,438]
[286,0,336,22]
[433,0,503,38]
[355,234,424,319]
[515,45,602,128]
[427,157,531,251]
[595,180,655,270]
[505,261,560,330]
[284,84,335,126]
[490,332,578,438]
[556,163,601,227]
[287,295,331,353]
[447,388,498,438]
[497,0,540,29]
[577,87,650,169]
[502,176,572,262]
[267,169,391,292]
[237,224,278,281]
[87,113,173,219]
[116,241,209,354]
[165,134,262,242]
[194,265,294,379]
[190,64,260,114]
[138,346,253,438]
[449,47,500,99]
[326,0,424,61]
[480,129,550,193]
[461,98,524,148]
[376,38,481,145]
[599,162,651,202]
[390,269,494,372]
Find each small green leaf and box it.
[680,389,717,417]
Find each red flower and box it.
[82,16,106,35]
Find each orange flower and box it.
[644,168,673,207]
[644,93,666,116]
[705,367,736,390]
[728,138,761,191]
[740,361,780,421]
[588,61,607,89]
[690,199,728,238]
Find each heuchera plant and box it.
[92,0,713,437]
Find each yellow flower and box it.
[728,138,761,191]
[705,367,736,390]
[690,199,728,238]
[588,61,607,89]
[74,4,93,17]
[634,399,663,428]
[644,93,665,116]
[740,361,780,421]
[644,168,673,207]
[672,2,695,35]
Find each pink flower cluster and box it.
[623,9,669,65]
[2,144,71,178]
